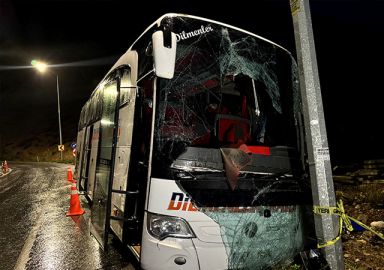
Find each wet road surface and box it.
[0,162,139,270]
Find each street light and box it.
[36,63,46,72]
[31,60,63,161]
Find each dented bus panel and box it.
[74,13,314,270]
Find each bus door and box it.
[79,125,92,191]
[90,79,119,249]
[87,121,100,201]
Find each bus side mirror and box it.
[152,26,177,79]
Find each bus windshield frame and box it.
[151,16,302,179]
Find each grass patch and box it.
[358,183,384,208]
[55,159,75,165]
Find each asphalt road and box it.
[0,162,138,270]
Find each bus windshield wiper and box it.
[259,170,294,179]
[174,168,224,180]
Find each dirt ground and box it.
[334,183,384,270]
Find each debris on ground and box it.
[333,159,384,270]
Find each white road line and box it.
[13,209,45,270]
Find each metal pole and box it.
[57,75,63,161]
[290,0,344,269]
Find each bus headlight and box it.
[147,212,196,240]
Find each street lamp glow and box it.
[31,60,47,72]
[36,63,47,72]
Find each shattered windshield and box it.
[152,17,301,177]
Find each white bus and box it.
[75,13,314,270]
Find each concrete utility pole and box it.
[290,0,345,269]
[56,75,63,161]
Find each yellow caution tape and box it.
[313,200,384,248]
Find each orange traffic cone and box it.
[5,160,8,171]
[66,179,85,216]
[67,164,73,181]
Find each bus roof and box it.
[106,13,290,79]
[129,13,287,52]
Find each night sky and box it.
[1,0,384,164]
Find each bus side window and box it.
[120,68,132,106]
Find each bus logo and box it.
[168,192,198,212]
[175,25,214,42]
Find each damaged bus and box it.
[75,13,314,270]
